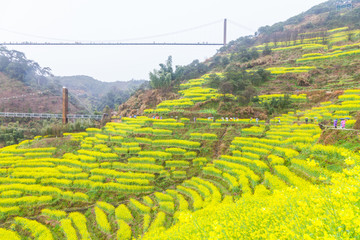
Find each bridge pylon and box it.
[224,18,227,46]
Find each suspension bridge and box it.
[0,19,253,47]
[0,42,224,46]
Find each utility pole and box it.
[223,18,227,46]
[62,87,68,124]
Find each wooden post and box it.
[62,87,68,124]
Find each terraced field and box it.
[0,83,359,239]
[1,25,360,239]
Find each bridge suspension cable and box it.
[112,19,224,42]
[227,19,256,33]
[0,19,224,43]
[0,19,237,46]
[0,19,257,46]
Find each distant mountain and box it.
[53,75,146,98]
[52,75,147,112]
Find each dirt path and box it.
[326,127,359,131]
[213,127,229,159]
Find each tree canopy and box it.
[0,46,53,86]
[149,56,174,89]
[149,56,210,89]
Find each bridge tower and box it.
[224,18,227,46]
[62,87,68,124]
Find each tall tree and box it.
[149,56,174,89]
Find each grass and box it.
[197,109,217,114]
[22,137,81,158]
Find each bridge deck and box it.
[0,42,223,46]
[0,112,102,120]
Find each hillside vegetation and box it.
[1,1,360,239]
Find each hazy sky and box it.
[0,0,325,82]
